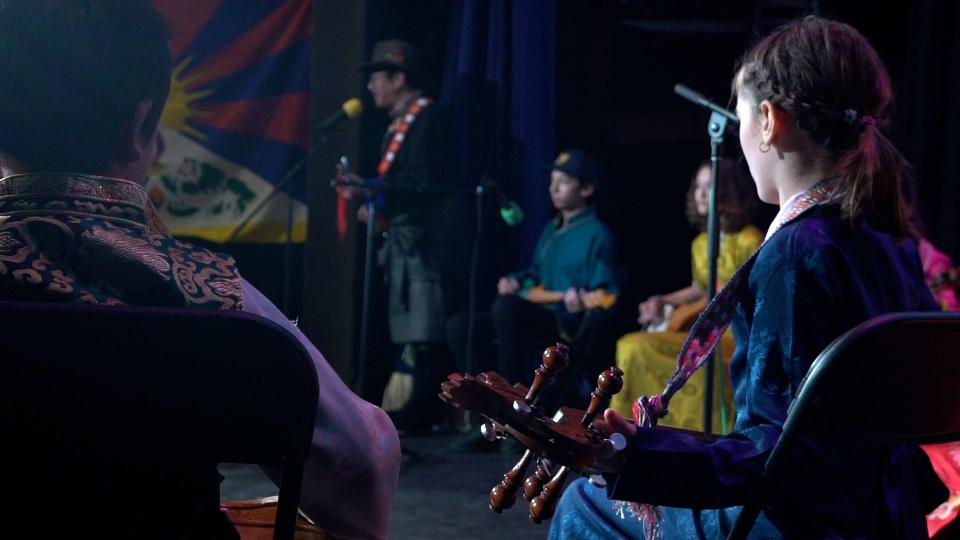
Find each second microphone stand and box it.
[347,179,482,400]
[226,130,334,316]
[356,184,378,399]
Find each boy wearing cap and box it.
[493,150,619,389]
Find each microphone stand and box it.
[702,111,730,436]
[673,84,737,435]
[466,182,486,380]
[356,183,377,399]
[225,129,335,316]
[462,180,489,433]
[335,179,480,400]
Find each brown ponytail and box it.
[842,121,909,238]
[736,16,911,238]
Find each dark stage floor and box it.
[220,432,551,539]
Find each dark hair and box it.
[383,68,423,92]
[735,16,910,238]
[580,175,598,206]
[685,158,759,233]
[0,0,171,173]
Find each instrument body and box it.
[524,285,617,311]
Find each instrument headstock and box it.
[439,343,626,523]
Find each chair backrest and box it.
[783,311,960,446]
[0,301,318,539]
[729,311,960,540]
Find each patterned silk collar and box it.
[0,172,240,309]
[0,173,169,235]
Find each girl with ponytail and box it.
[549,16,943,539]
[735,15,910,238]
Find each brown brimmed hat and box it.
[357,39,423,76]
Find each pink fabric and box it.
[919,238,959,311]
[917,239,960,537]
[925,443,960,537]
[241,280,401,540]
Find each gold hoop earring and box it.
[759,141,771,153]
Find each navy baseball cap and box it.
[542,149,601,184]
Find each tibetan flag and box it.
[147,0,312,243]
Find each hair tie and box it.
[842,108,859,125]
[841,108,875,130]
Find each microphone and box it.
[314,98,364,134]
[484,180,524,226]
[673,84,738,125]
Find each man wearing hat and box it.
[346,39,459,431]
[491,149,619,398]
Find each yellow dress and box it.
[611,225,763,432]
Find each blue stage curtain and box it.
[440,0,556,271]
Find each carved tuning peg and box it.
[522,460,551,501]
[528,466,570,523]
[524,343,571,405]
[580,366,624,428]
[490,449,535,513]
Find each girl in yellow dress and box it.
[611,158,763,432]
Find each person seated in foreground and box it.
[0,2,399,538]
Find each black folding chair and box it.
[0,301,318,540]
[728,311,960,539]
